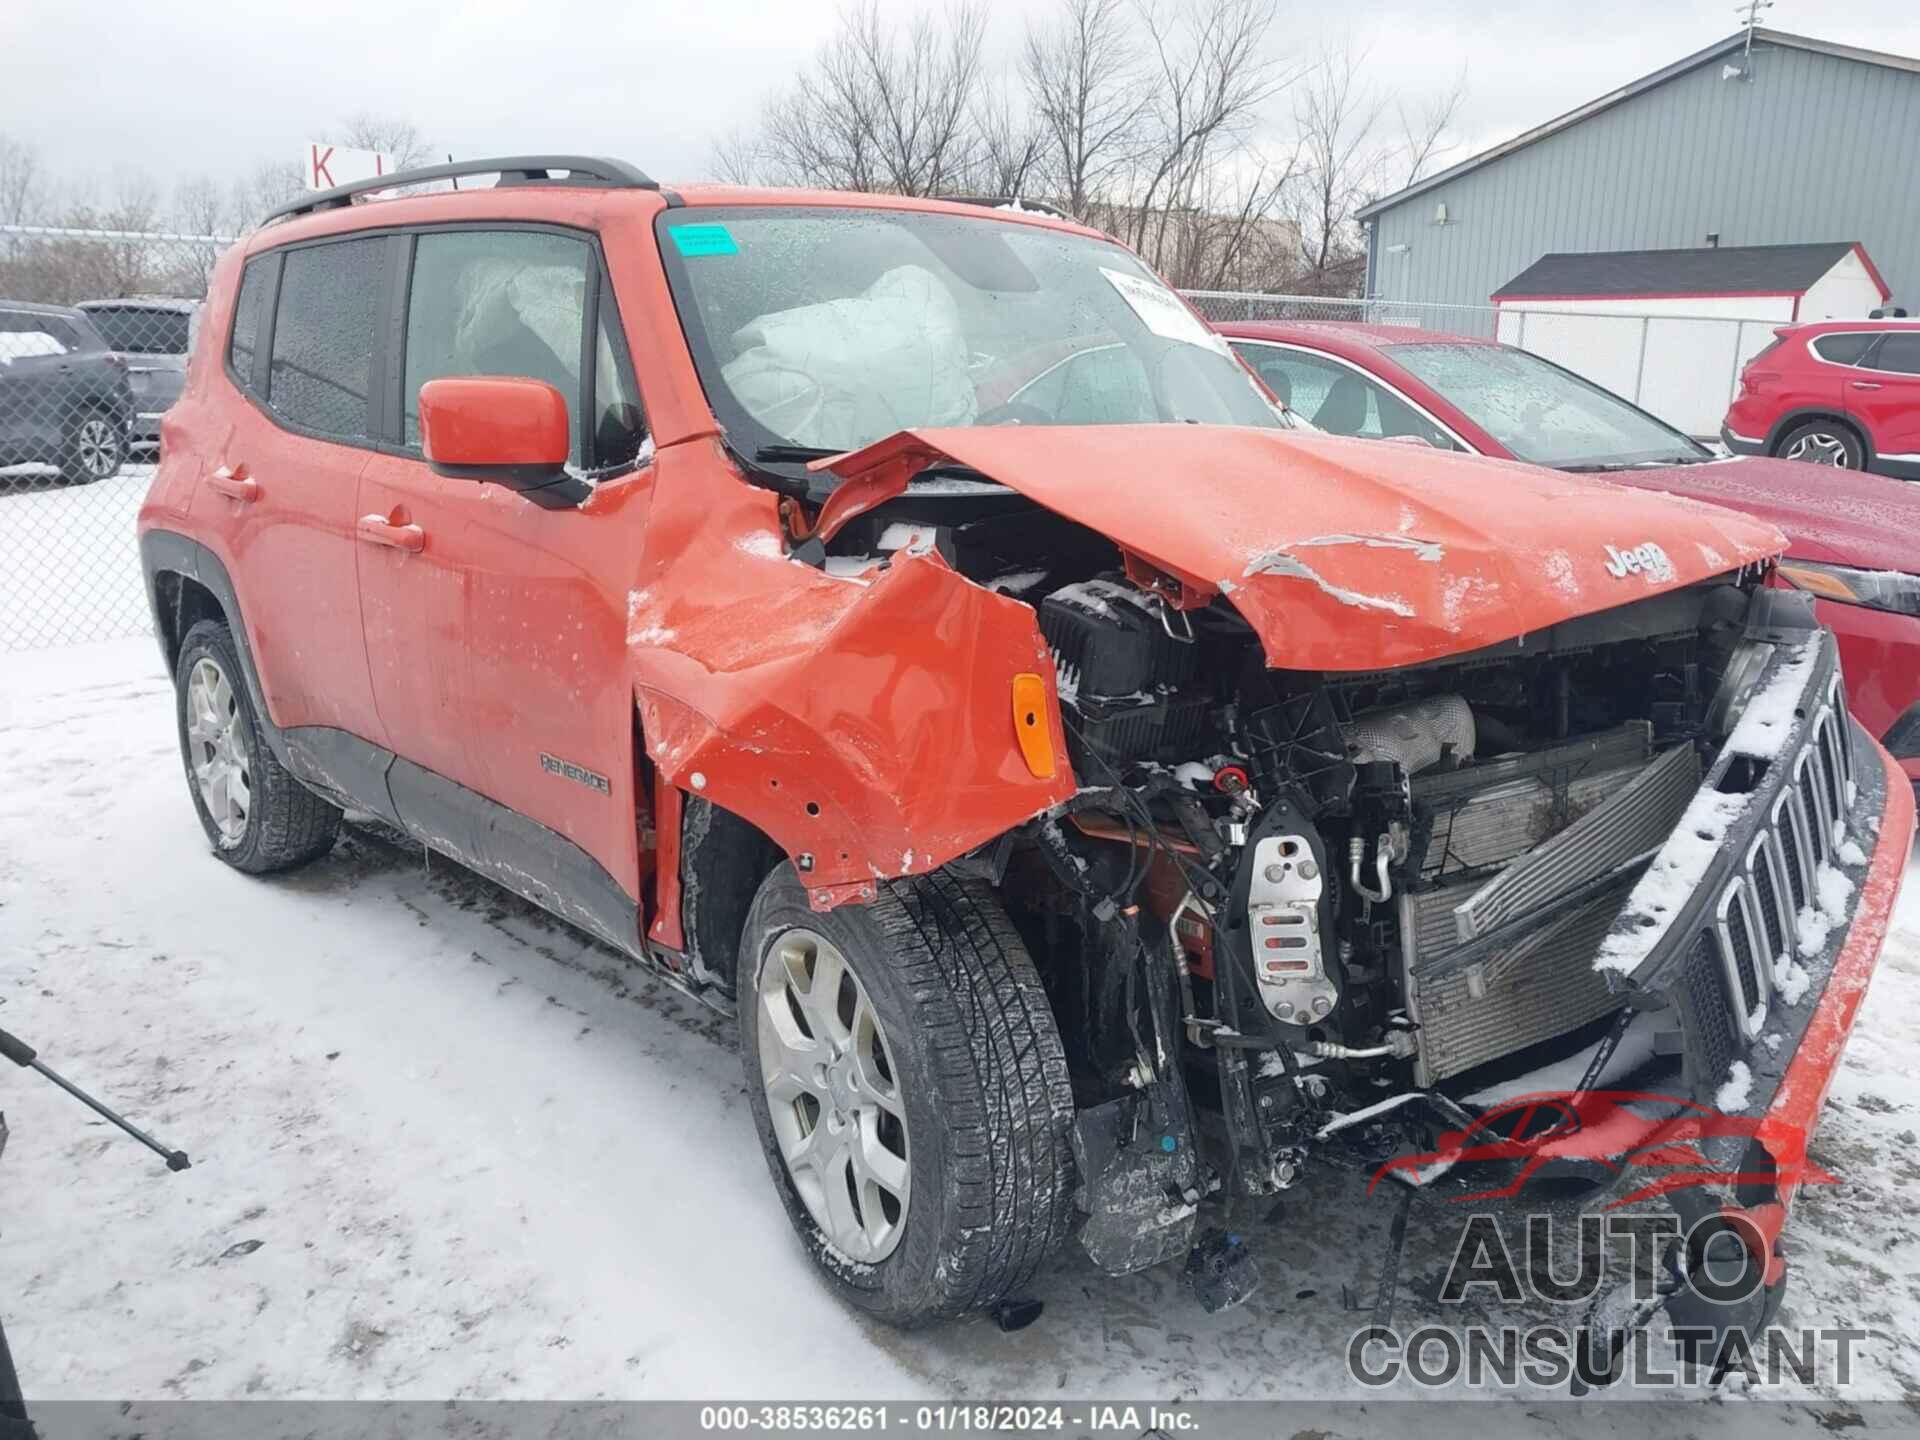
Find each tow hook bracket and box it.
[1184,1228,1262,1313]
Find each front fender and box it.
[628,497,1074,905]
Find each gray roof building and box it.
[1358,29,1920,317]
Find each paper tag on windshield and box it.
[1101,267,1228,354]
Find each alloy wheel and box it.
[756,928,911,1263]
[76,418,121,478]
[1783,431,1853,467]
[186,657,252,844]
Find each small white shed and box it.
[1489,241,1892,435]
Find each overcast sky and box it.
[5,0,1920,207]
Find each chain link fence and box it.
[2,224,235,651]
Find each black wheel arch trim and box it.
[1765,407,1874,462]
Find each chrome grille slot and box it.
[1795,747,1830,867]
[1816,707,1845,826]
[1714,877,1766,1036]
[1748,830,1789,965]
[1774,790,1809,912]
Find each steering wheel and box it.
[974,401,1055,427]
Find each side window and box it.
[1230,344,1342,420]
[0,310,71,360]
[1811,333,1875,366]
[403,229,591,464]
[1871,333,1920,376]
[228,259,272,385]
[268,238,385,440]
[590,290,649,471]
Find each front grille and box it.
[1709,690,1852,1048]
[1681,933,1737,1085]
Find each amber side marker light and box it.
[1011,673,1056,778]
[1777,561,1858,602]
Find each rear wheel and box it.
[174,619,341,873]
[739,867,1076,1326]
[1774,419,1863,469]
[60,412,125,483]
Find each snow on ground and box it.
[0,465,156,652]
[3,638,1920,1422]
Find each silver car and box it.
[76,297,199,445]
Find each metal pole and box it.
[1633,316,1651,405]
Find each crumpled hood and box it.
[819,424,1787,672]
[1611,456,1920,574]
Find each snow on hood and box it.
[817,424,1787,672]
[1614,457,1920,574]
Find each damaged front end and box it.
[784,423,1910,1330]
[987,566,1906,1326]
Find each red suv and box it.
[139,158,1911,1333]
[1722,320,1920,479]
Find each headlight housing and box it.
[1778,560,1920,619]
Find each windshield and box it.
[83,306,192,355]
[1386,342,1709,469]
[656,207,1285,458]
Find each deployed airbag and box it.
[720,265,977,451]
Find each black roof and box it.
[1493,242,1860,300]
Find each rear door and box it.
[0,309,78,461]
[207,238,389,748]
[1848,332,1920,465]
[356,224,654,897]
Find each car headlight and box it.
[1778,560,1920,619]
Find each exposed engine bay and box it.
[818,481,1841,1285]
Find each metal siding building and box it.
[1359,30,1920,320]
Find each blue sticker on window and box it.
[671,224,739,258]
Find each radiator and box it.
[1399,731,1701,1086]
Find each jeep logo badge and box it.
[1603,541,1674,580]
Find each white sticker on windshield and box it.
[1100,267,1228,354]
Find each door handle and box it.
[208,464,259,502]
[357,514,426,553]
[1850,381,1884,391]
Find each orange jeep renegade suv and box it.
[140,157,1912,1333]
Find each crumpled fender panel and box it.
[818,425,1789,672]
[628,441,1074,907]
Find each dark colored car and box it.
[1721,319,1920,479]
[77,298,199,446]
[1220,321,1920,788]
[0,300,133,483]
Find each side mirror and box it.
[419,376,586,509]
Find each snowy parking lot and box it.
[2,478,1919,1425]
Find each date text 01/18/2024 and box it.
[697,1405,1200,1432]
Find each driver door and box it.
[356,225,655,900]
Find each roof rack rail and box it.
[937,193,1074,220]
[262,155,657,226]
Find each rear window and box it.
[86,306,192,355]
[267,237,385,441]
[1809,332,1876,365]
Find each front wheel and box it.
[739,867,1077,1326]
[60,412,125,483]
[1774,420,1863,469]
[174,619,341,873]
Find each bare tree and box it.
[338,113,434,171]
[965,80,1048,198]
[1395,66,1468,186]
[1021,0,1145,219]
[748,1,988,196]
[1289,42,1384,291]
[1120,0,1300,288]
[0,133,45,228]
[228,160,306,229]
